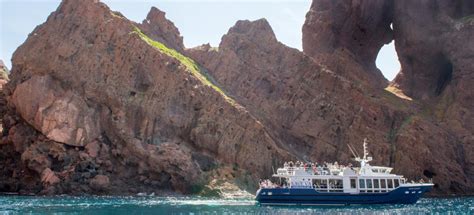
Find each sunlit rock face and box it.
[138,7,185,52]
[0,60,8,91]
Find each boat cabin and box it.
[269,139,407,194]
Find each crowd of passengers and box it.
[283,161,353,175]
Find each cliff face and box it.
[188,17,473,195]
[187,19,403,166]
[392,0,474,139]
[390,1,474,193]
[0,0,289,195]
[300,0,473,194]
[0,0,472,196]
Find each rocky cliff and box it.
[189,7,473,195]
[0,0,290,195]
[0,0,472,196]
[389,1,474,194]
[301,0,473,195]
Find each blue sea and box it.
[0,196,472,214]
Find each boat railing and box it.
[278,166,338,176]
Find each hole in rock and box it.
[453,1,474,19]
[376,41,400,81]
[423,169,437,178]
[434,57,453,96]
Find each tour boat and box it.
[256,139,434,205]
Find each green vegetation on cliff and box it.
[131,27,237,106]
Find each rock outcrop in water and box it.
[0,0,472,196]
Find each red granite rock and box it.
[41,168,60,185]
[138,7,184,52]
[0,0,290,195]
[90,174,110,191]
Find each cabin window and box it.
[367,180,373,192]
[359,179,366,189]
[381,179,387,189]
[388,179,393,188]
[350,179,356,189]
[366,179,373,189]
[329,179,343,191]
[322,179,328,189]
[373,179,380,192]
[394,179,400,188]
[313,179,328,191]
[374,179,380,189]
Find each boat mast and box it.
[363,138,368,161]
[355,138,372,168]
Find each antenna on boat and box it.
[362,138,372,162]
[363,138,368,160]
[347,143,360,159]
[355,138,372,167]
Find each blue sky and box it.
[0,0,400,80]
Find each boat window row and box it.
[312,179,343,192]
[359,178,401,192]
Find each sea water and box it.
[0,196,472,214]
